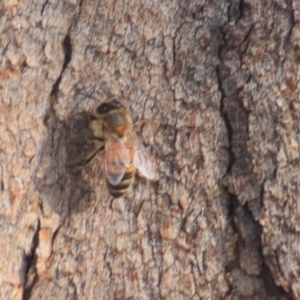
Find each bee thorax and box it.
[105,113,130,127]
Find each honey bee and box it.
[90,98,156,197]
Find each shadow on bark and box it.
[35,108,100,218]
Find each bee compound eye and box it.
[113,100,121,108]
[97,103,111,114]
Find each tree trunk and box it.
[1,0,298,299]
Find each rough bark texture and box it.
[1,0,299,299]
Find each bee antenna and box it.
[78,92,101,102]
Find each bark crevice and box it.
[50,32,73,98]
[22,219,41,300]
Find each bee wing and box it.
[104,128,130,186]
[133,133,156,180]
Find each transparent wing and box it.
[104,128,130,186]
[133,133,156,180]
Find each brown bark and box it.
[0,0,298,299]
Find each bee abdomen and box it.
[107,170,135,198]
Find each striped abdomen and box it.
[105,139,136,198]
[107,164,136,198]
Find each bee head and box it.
[93,98,133,134]
[97,99,122,114]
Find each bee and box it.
[90,98,156,198]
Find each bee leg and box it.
[134,120,159,147]
[85,135,104,142]
[133,120,147,132]
[134,120,159,134]
[67,145,104,168]
[81,135,105,165]
[81,145,104,166]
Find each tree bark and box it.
[1,0,298,299]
